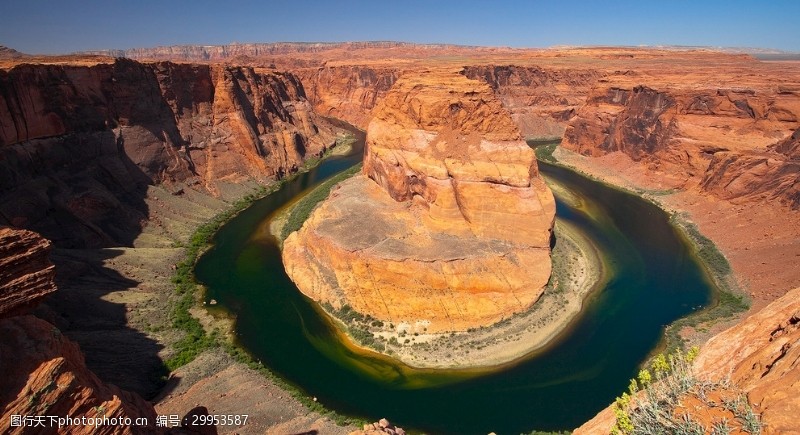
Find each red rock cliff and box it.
[0,59,338,247]
[575,286,800,434]
[283,70,555,333]
[0,227,56,318]
[562,73,800,209]
[295,65,400,128]
[462,65,600,139]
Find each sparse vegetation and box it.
[280,162,363,241]
[611,347,761,435]
[166,137,356,371]
[221,340,367,427]
[323,302,388,352]
[530,139,560,163]
[535,141,749,352]
[161,134,368,427]
[660,212,749,354]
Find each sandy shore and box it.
[296,215,606,370]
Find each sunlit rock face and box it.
[283,70,555,333]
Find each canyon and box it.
[1,42,799,433]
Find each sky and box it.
[1,0,799,54]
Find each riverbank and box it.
[267,153,607,369]
[156,131,368,430]
[545,144,800,348]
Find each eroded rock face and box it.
[0,227,56,318]
[0,59,338,247]
[462,65,600,139]
[295,65,401,128]
[562,77,800,209]
[0,227,160,433]
[0,316,161,434]
[283,71,555,333]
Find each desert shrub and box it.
[612,347,761,435]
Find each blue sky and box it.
[1,0,798,54]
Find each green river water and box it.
[195,132,714,434]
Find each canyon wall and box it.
[283,70,555,333]
[294,65,401,128]
[0,59,338,247]
[78,42,488,62]
[0,227,56,318]
[0,227,161,434]
[562,76,800,209]
[293,63,600,137]
[462,65,600,138]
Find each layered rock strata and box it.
[0,227,56,317]
[0,59,338,247]
[283,71,555,333]
[562,76,800,209]
[462,65,601,139]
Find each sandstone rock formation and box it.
[562,74,800,209]
[462,65,600,139]
[350,418,405,435]
[0,227,161,434]
[0,227,56,317]
[283,71,555,333]
[295,65,401,128]
[0,316,161,434]
[575,286,800,434]
[0,59,338,247]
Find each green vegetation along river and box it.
[194,131,714,434]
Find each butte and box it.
[282,70,556,333]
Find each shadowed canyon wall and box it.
[0,227,161,434]
[0,58,338,248]
[0,57,344,428]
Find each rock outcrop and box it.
[283,70,555,333]
[0,227,160,434]
[295,65,401,128]
[575,286,800,434]
[0,227,56,317]
[0,316,160,434]
[694,286,800,434]
[350,418,405,435]
[0,58,338,247]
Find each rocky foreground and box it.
[575,286,800,434]
[0,227,160,434]
[283,70,555,334]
